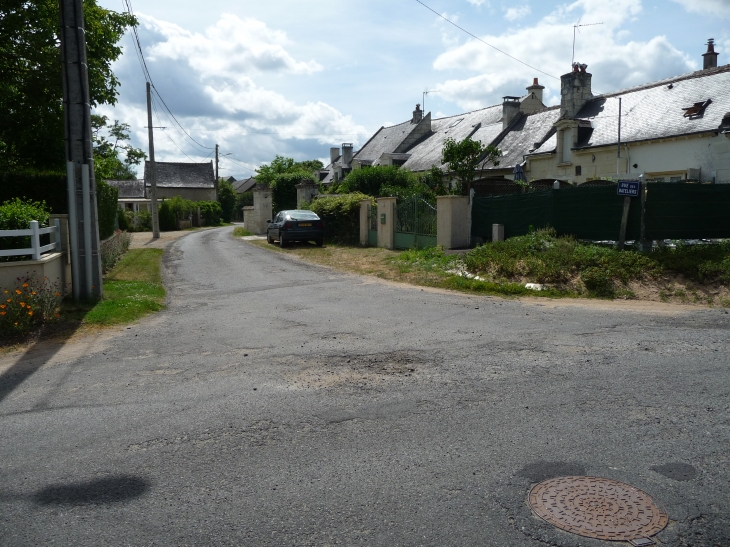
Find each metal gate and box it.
[394,197,437,249]
[367,203,378,246]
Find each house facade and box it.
[322,41,730,187]
[143,161,216,201]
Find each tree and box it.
[92,114,146,180]
[217,179,237,223]
[255,155,323,187]
[0,0,136,171]
[441,137,502,194]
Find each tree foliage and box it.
[441,137,502,194]
[92,114,146,181]
[0,0,136,171]
[217,179,237,223]
[304,193,373,245]
[255,155,323,187]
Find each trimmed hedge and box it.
[97,179,118,240]
[304,192,373,244]
[271,170,313,213]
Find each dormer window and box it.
[449,118,464,128]
[683,99,712,118]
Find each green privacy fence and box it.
[472,183,730,242]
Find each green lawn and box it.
[81,249,166,326]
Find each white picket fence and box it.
[0,219,62,260]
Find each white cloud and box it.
[504,6,531,21]
[671,0,730,18]
[431,0,695,110]
[141,13,322,77]
[467,0,488,6]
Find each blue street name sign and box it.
[617,180,640,197]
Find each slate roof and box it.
[532,64,730,154]
[351,121,422,164]
[232,177,257,193]
[105,179,146,199]
[497,107,560,166]
[143,161,215,188]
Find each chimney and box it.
[526,77,545,104]
[412,103,423,124]
[560,63,593,119]
[341,143,354,167]
[330,147,339,165]
[703,38,719,70]
[502,96,521,129]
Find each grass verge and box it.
[246,230,730,305]
[232,226,254,237]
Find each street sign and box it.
[617,180,640,197]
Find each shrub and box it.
[0,198,51,261]
[339,165,415,196]
[580,267,614,296]
[100,230,132,273]
[158,200,176,231]
[0,171,67,214]
[199,201,223,226]
[0,274,66,337]
[135,210,153,231]
[218,179,237,223]
[304,192,373,244]
[271,170,313,212]
[117,207,130,231]
[96,179,119,240]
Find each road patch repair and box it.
[528,476,667,545]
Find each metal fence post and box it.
[53,218,62,252]
[30,221,41,260]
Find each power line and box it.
[414,0,559,81]
[150,95,198,162]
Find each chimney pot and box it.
[703,38,719,70]
[412,104,423,124]
[533,78,538,85]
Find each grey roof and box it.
[401,106,504,172]
[573,64,730,149]
[232,177,257,193]
[351,121,421,164]
[143,161,215,188]
[496,107,560,166]
[105,179,145,199]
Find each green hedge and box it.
[0,198,51,261]
[0,171,67,214]
[199,201,223,226]
[338,165,415,196]
[96,179,118,240]
[304,192,373,244]
[271,170,313,212]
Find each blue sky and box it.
[95,0,729,179]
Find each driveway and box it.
[1,227,728,546]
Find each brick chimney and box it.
[502,96,521,129]
[703,38,719,70]
[412,104,423,124]
[341,143,354,167]
[560,62,592,119]
[526,77,545,104]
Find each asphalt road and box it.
[1,227,729,546]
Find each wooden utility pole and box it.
[215,144,219,201]
[59,0,102,300]
[146,82,160,238]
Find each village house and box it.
[321,40,730,188]
[142,161,216,201]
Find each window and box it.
[449,118,464,128]
[670,176,682,182]
[682,99,712,118]
[561,129,573,163]
[575,165,582,176]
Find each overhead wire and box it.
[414,0,559,81]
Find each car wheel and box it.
[315,238,324,247]
[267,232,274,244]
[279,234,287,248]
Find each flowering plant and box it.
[0,273,67,336]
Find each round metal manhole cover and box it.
[528,476,668,541]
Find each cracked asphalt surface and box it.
[1,226,729,546]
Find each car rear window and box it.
[287,211,319,220]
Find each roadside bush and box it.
[135,210,153,231]
[117,207,130,231]
[0,274,66,337]
[218,179,237,223]
[0,198,51,262]
[199,201,223,226]
[271,170,313,212]
[304,192,373,244]
[96,179,119,240]
[339,165,415,197]
[158,200,176,231]
[652,241,730,283]
[100,230,132,273]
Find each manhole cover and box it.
[528,476,668,541]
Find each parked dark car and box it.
[267,210,324,247]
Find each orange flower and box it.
[22,283,29,288]
[32,291,37,295]
[19,302,25,307]
[0,304,5,309]
[54,313,61,318]
[15,289,21,295]
[27,311,33,316]
[54,292,60,297]
[6,299,11,303]
[0,311,6,316]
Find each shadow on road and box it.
[33,475,151,506]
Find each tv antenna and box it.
[572,21,603,65]
[423,90,440,113]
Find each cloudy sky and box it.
[95,0,728,179]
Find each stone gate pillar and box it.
[437,195,470,249]
[296,180,319,208]
[250,184,272,235]
[359,200,370,246]
[376,197,396,250]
